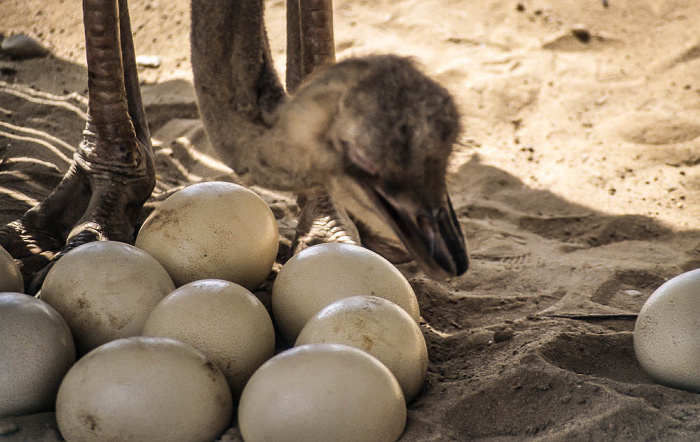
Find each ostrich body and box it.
[0,0,468,291]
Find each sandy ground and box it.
[1,0,700,440]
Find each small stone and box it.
[493,327,515,343]
[268,203,287,220]
[624,289,642,297]
[1,34,50,59]
[0,419,19,436]
[136,55,161,68]
[571,24,592,43]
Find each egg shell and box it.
[634,268,700,392]
[0,293,76,417]
[56,336,232,442]
[238,343,406,442]
[296,295,428,403]
[0,246,23,293]
[40,241,175,355]
[272,243,420,344]
[142,279,275,399]
[135,181,279,290]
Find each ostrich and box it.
[0,0,469,292]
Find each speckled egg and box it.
[634,268,700,392]
[40,241,175,355]
[238,343,406,442]
[0,246,23,293]
[0,293,75,417]
[272,243,420,344]
[296,295,428,403]
[142,279,275,399]
[135,181,279,290]
[56,336,232,442]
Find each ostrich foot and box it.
[292,188,360,253]
[0,0,154,293]
[0,146,154,293]
[292,188,414,265]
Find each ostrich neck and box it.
[246,117,340,191]
[191,0,340,192]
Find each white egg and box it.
[142,279,275,399]
[272,243,420,344]
[634,268,700,392]
[0,246,23,293]
[238,343,406,442]
[135,181,279,290]
[56,336,232,442]
[40,241,175,355]
[0,293,75,417]
[296,295,428,403]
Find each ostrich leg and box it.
[286,0,438,265]
[0,0,154,293]
[287,0,364,252]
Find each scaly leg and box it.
[0,0,154,293]
[286,0,364,254]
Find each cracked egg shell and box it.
[0,293,76,417]
[135,181,279,290]
[238,343,406,442]
[40,241,175,355]
[142,279,275,400]
[296,295,428,403]
[634,268,700,392]
[272,243,420,344]
[56,336,232,442]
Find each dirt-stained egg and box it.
[56,336,232,442]
[634,268,700,392]
[135,181,279,290]
[0,246,23,293]
[272,243,420,344]
[0,293,76,417]
[40,241,175,355]
[238,343,406,442]
[142,279,275,399]
[296,295,428,403]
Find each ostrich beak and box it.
[365,184,469,280]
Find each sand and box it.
[1,0,700,440]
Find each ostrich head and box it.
[192,1,468,279]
